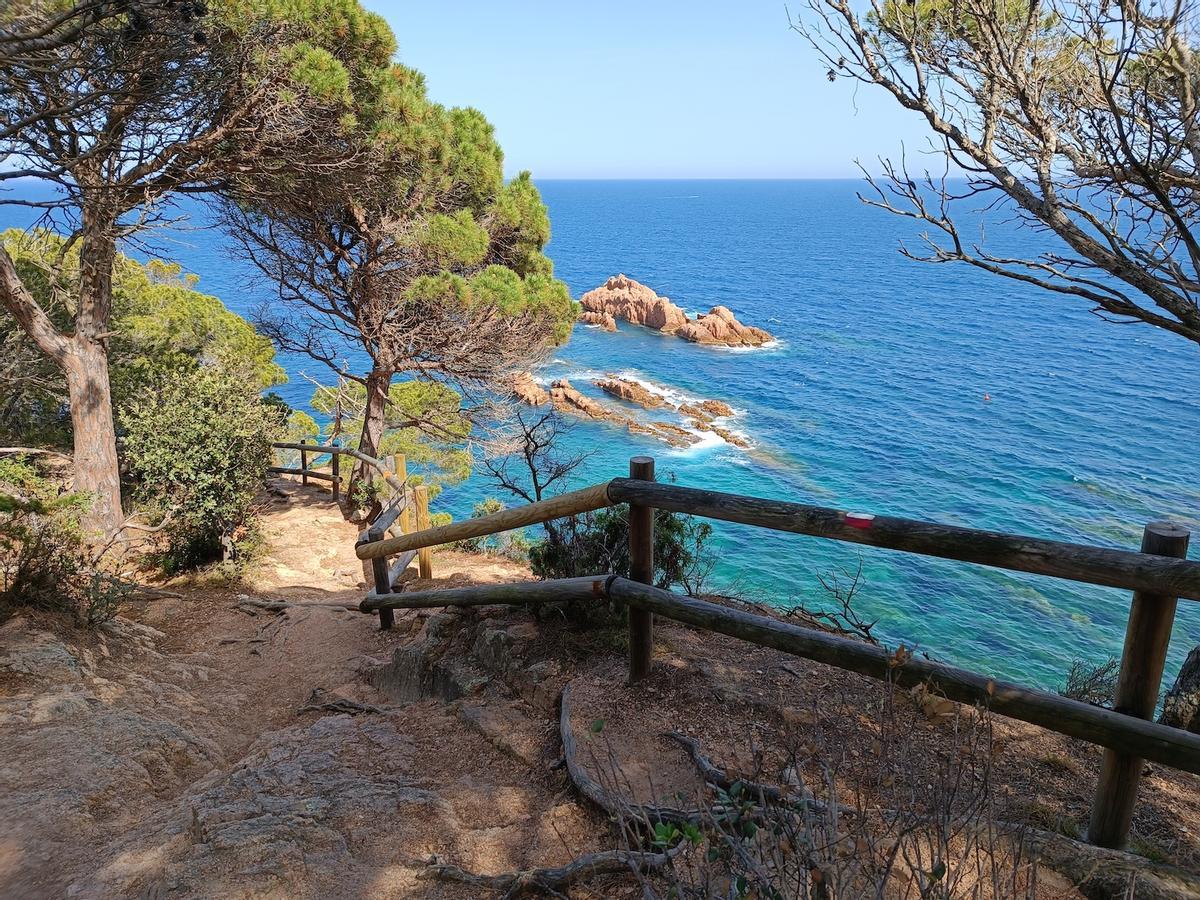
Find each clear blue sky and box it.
[366,1,934,179]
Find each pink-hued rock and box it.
[580,276,773,347]
[675,306,774,347]
[595,377,664,409]
[579,311,617,332]
[579,274,689,333]
[508,372,549,406]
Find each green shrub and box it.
[0,456,127,624]
[453,497,532,559]
[529,506,713,593]
[121,367,284,571]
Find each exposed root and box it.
[420,848,679,898]
[666,730,826,812]
[297,688,388,717]
[559,682,698,827]
[234,597,359,614]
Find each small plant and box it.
[0,455,122,625]
[453,498,532,559]
[1061,657,1119,707]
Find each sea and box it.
[3,179,1199,692]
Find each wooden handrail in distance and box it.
[361,575,609,611]
[355,481,616,560]
[606,479,1200,601]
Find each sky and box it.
[366,1,936,179]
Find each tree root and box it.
[559,682,699,827]
[666,730,827,813]
[420,848,680,899]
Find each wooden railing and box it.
[351,454,1200,851]
[270,441,434,607]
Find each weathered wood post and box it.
[360,526,394,632]
[415,484,433,579]
[1088,521,1191,848]
[628,456,655,682]
[394,455,413,535]
[331,440,341,503]
[299,438,309,486]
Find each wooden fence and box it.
[270,441,434,606]
[353,454,1200,851]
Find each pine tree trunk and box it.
[63,337,123,539]
[1160,645,1200,733]
[352,368,392,492]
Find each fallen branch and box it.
[234,597,359,613]
[298,698,386,716]
[0,446,71,460]
[421,848,680,898]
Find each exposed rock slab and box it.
[549,379,698,448]
[506,371,550,406]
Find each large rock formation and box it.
[580,275,773,347]
[595,377,665,409]
[675,305,774,348]
[580,274,689,332]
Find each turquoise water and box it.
[3,179,1199,690]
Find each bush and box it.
[453,497,533,559]
[529,506,713,593]
[121,367,284,571]
[1061,656,1119,707]
[0,456,127,624]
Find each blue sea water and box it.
[3,179,1199,691]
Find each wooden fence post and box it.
[1088,521,1190,848]
[415,484,433,579]
[360,527,394,632]
[299,438,309,486]
[395,455,413,535]
[628,456,655,682]
[331,440,341,503]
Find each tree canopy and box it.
[795,0,1200,346]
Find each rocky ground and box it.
[2,480,1200,898]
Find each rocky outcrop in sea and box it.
[579,274,774,347]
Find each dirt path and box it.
[1,481,611,899]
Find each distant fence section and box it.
[350,454,1200,852]
[270,441,434,608]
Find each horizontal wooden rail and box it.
[606,480,1200,602]
[267,466,338,483]
[355,481,615,561]
[387,549,418,588]
[271,441,405,494]
[369,492,409,541]
[360,576,610,611]
[605,577,1200,775]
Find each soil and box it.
[1,479,1198,898]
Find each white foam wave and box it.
[708,338,787,354]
